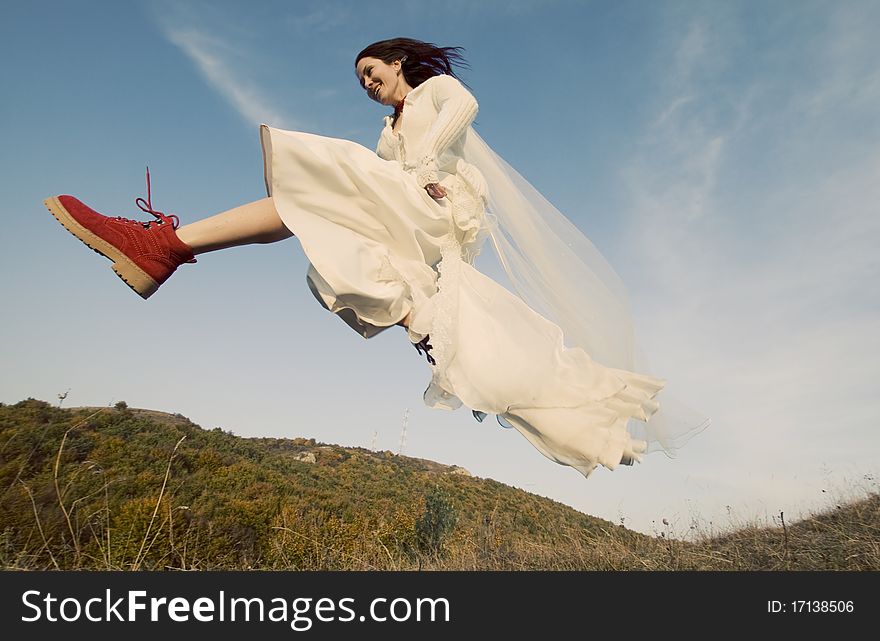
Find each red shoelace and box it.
[114,167,180,229]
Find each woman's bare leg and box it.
[175,197,292,255]
[175,197,413,327]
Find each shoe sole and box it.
[43,196,159,299]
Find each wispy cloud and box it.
[620,9,880,519]
[284,5,353,33]
[164,28,293,128]
[803,2,880,117]
[629,19,751,226]
[154,3,297,129]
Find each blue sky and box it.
[2,0,878,536]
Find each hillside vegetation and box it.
[1,399,877,570]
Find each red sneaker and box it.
[44,170,195,299]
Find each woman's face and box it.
[355,56,408,106]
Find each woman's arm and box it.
[414,75,479,195]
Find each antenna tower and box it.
[397,408,409,455]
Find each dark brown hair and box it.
[355,37,469,88]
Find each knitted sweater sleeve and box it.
[414,75,479,188]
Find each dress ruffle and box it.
[261,122,665,478]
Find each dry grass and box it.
[2,400,877,571]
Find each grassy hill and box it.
[1,399,877,570]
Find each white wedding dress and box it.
[260,74,670,478]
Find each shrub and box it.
[415,486,458,555]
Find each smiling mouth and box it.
[372,84,381,100]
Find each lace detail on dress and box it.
[414,155,440,188]
[449,159,489,260]
[418,161,488,411]
[421,234,464,411]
